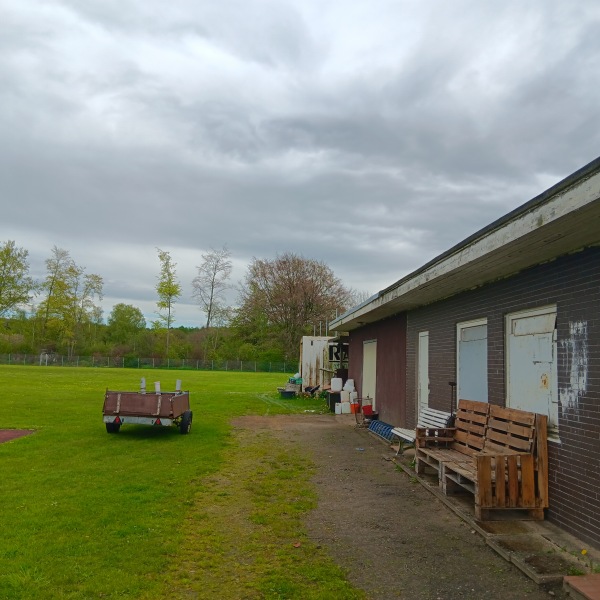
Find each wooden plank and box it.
[458,399,490,415]
[489,404,535,426]
[520,454,535,507]
[456,412,488,426]
[455,419,487,436]
[444,460,477,481]
[507,455,519,507]
[495,457,506,507]
[481,441,515,455]
[454,429,483,445]
[535,414,549,508]
[477,455,493,508]
[485,429,532,451]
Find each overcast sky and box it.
[2,1,599,328]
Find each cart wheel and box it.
[180,410,193,434]
[106,422,121,433]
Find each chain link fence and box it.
[0,353,292,373]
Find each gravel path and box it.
[232,414,565,600]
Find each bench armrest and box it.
[476,452,541,509]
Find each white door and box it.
[457,320,488,402]
[417,331,429,416]
[506,307,558,432]
[362,340,377,409]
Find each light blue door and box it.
[507,310,557,430]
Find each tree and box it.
[155,248,181,358]
[191,245,232,328]
[39,246,74,338]
[346,288,373,309]
[236,252,351,359]
[37,246,103,355]
[0,240,37,318]
[106,303,146,349]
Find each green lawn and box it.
[0,366,363,599]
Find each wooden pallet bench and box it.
[415,399,548,520]
[391,407,453,454]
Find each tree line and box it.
[0,240,367,362]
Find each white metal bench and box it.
[391,407,453,454]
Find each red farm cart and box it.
[102,379,193,434]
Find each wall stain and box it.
[559,321,588,418]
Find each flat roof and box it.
[331,156,600,332]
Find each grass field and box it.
[0,366,363,599]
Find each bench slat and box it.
[508,455,519,507]
[391,427,416,443]
[489,404,535,426]
[485,430,532,452]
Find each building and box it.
[330,156,600,548]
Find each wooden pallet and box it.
[415,399,548,520]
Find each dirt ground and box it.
[0,429,34,443]
[232,414,565,600]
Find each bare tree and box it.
[237,252,351,358]
[345,288,373,310]
[191,245,232,328]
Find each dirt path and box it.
[232,414,564,600]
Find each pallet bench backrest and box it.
[450,399,490,457]
[483,404,539,455]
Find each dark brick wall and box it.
[406,246,600,548]
[347,314,407,425]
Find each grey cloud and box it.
[2,0,600,326]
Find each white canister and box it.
[331,378,343,392]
